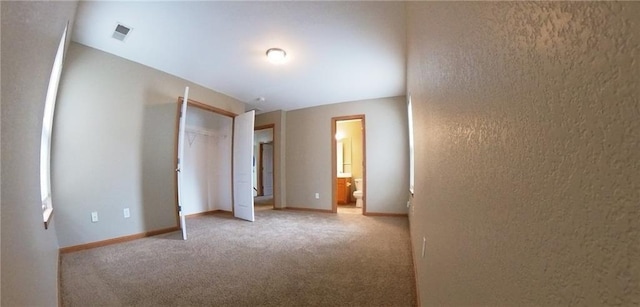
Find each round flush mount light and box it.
[266,48,287,64]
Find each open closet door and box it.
[176,87,189,240]
[233,110,255,222]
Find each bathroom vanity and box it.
[337,177,351,204]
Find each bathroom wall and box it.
[255,110,286,208]
[407,2,640,305]
[1,1,79,305]
[53,43,245,248]
[285,96,409,214]
[336,120,363,180]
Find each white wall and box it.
[184,130,210,214]
[183,130,233,213]
[407,2,640,305]
[285,97,409,213]
[53,43,245,248]
[208,132,232,211]
[254,129,274,144]
[1,1,78,305]
[183,107,232,214]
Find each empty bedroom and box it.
[2,1,638,306]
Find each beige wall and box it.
[407,2,640,305]
[286,97,409,213]
[255,110,286,208]
[1,1,79,305]
[53,43,245,248]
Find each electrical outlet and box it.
[123,208,130,218]
[91,211,98,223]
[315,193,320,199]
[421,237,426,258]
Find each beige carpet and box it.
[337,204,363,215]
[254,195,274,211]
[60,208,416,306]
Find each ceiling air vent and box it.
[112,23,132,42]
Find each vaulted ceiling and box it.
[72,1,407,113]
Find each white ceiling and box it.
[72,1,407,113]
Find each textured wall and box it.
[407,2,639,305]
[1,1,78,305]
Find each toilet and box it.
[353,178,363,208]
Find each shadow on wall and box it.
[140,102,180,231]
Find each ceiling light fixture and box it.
[266,48,287,64]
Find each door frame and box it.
[173,97,237,227]
[258,141,274,197]
[331,115,366,214]
[254,124,275,209]
[258,143,264,196]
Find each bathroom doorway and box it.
[331,115,366,215]
[254,124,275,210]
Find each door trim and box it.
[258,143,265,196]
[331,115,366,214]
[173,96,237,227]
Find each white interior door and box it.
[262,143,274,196]
[176,87,189,240]
[233,110,255,222]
